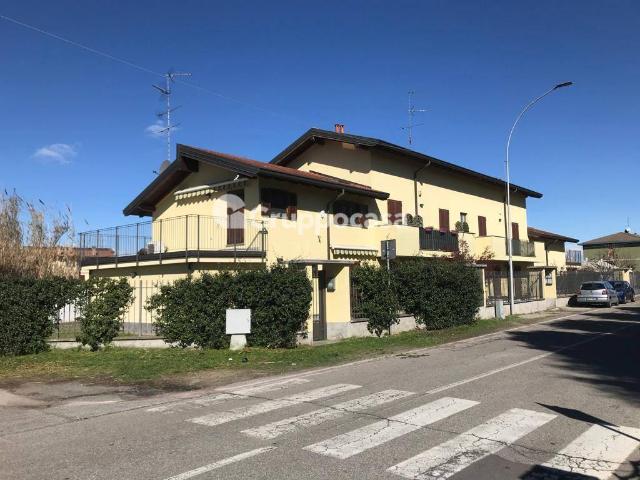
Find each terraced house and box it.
[79,126,576,340]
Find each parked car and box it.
[608,280,635,303]
[576,281,620,307]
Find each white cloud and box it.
[145,120,166,138]
[33,143,78,165]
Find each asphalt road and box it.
[2,306,639,480]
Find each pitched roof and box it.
[580,231,640,247]
[271,128,543,199]
[527,226,578,243]
[123,144,389,216]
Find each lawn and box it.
[1,316,542,385]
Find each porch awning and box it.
[331,245,378,257]
[174,177,248,200]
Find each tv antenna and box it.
[153,70,192,162]
[401,90,427,146]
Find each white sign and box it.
[226,309,251,335]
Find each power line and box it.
[0,13,308,126]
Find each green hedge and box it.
[351,264,399,337]
[0,276,78,356]
[75,278,133,351]
[393,258,483,329]
[148,265,312,349]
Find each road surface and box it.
[1,306,639,479]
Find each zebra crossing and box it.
[155,379,640,480]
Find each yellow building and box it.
[581,231,640,270]
[79,126,576,340]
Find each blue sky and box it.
[1,0,638,242]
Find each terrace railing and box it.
[78,215,267,267]
[509,239,536,257]
[565,249,583,265]
[419,229,460,252]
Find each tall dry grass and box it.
[0,191,77,279]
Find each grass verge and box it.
[1,315,544,385]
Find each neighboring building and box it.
[79,126,571,340]
[528,227,580,271]
[580,231,640,270]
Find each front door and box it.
[312,266,327,341]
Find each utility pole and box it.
[153,70,192,162]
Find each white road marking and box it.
[542,424,640,479]
[304,397,479,459]
[242,389,414,440]
[188,384,361,427]
[388,408,556,479]
[147,378,310,413]
[163,446,275,480]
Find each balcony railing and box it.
[419,229,459,252]
[508,239,535,257]
[565,249,583,265]
[79,215,267,267]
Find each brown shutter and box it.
[439,209,450,232]
[387,199,402,225]
[478,216,487,237]
[512,222,520,240]
[286,205,297,220]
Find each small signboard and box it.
[225,309,251,335]
[381,239,397,260]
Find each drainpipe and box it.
[413,160,431,217]
[326,189,345,260]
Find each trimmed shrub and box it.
[0,276,78,356]
[351,264,399,337]
[147,265,312,349]
[149,272,234,349]
[76,278,133,351]
[233,265,312,348]
[393,258,483,329]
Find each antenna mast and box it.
[153,70,192,162]
[402,90,427,146]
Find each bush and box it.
[0,276,78,356]
[76,278,133,351]
[149,273,234,349]
[147,265,312,349]
[393,258,483,329]
[351,264,399,337]
[234,265,311,348]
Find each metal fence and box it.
[78,215,267,267]
[419,229,459,252]
[54,279,168,339]
[565,250,583,265]
[556,269,623,297]
[350,280,366,320]
[484,270,542,306]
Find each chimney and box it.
[334,123,345,134]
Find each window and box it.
[478,216,487,237]
[439,209,450,232]
[334,200,368,227]
[387,199,403,225]
[460,212,467,224]
[261,188,297,220]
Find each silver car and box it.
[576,281,620,307]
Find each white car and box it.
[576,281,620,307]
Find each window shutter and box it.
[439,209,450,232]
[387,200,402,225]
[512,222,520,240]
[286,205,297,220]
[478,216,487,237]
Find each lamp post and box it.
[505,81,573,315]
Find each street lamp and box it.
[505,81,573,315]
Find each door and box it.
[226,190,245,245]
[312,266,327,341]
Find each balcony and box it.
[509,239,536,257]
[419,229,460,253]
[565,249,583,265]
[79,215,267,267]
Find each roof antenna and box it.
[153,69,192,162]
[401,90,427,146]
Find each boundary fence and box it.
[484,270,542,306]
